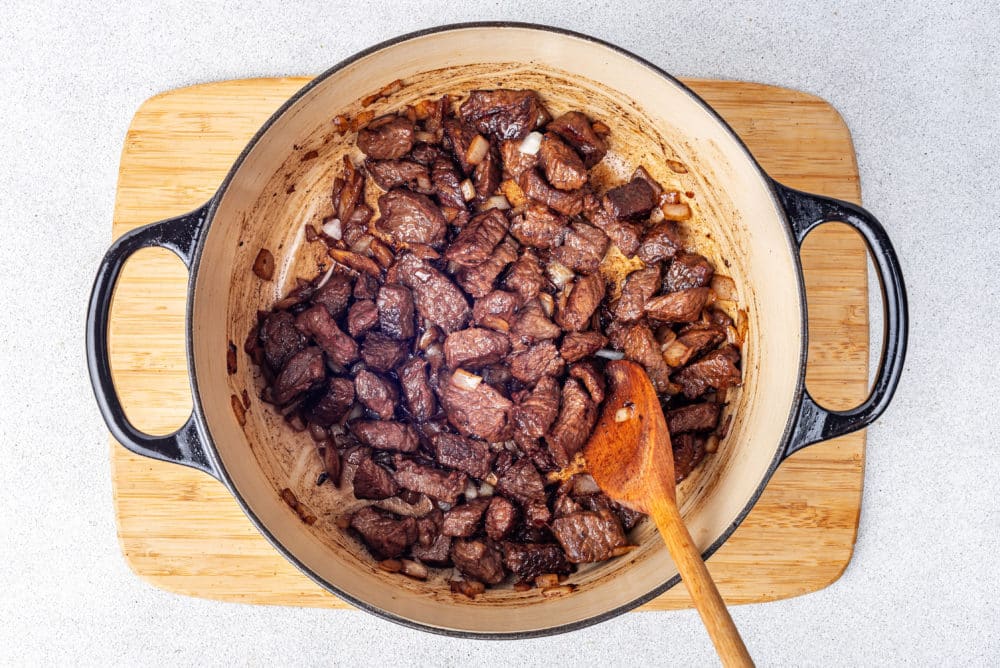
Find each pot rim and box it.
[188,21,808,639]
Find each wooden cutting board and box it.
[108,77,868,610]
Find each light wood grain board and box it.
[107,77,868,610]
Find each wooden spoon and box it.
[585,360,753,667]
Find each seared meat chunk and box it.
[376,283,416,340]
[411,514,452,566]
[409,143,441,165]
[569,361,606,403]
[673,347,742,399]
[508,341,564,385]
[393,455,468,504]
[353,272,379,300]
[431,432,494,479]
[667,402,722,434]
[360,332,407,372]
[603,176,657,219]
[312,272,353,318]
[350,420,419,453]
[502,542,572,581]
[546,378,597,467]
[551,510,627,563]
[366,159,432,194]
[512,375,560,440]
[473,143,501,201]
[295,305,359,367]
[349,506,418,559]
[445,208,509,267]
[394,253,471,333]
[472,290,520,332]
[443,118,481,175]
[495,458,546,506]
[460,89,547,141]
[439,371,513,442]
[547,110,607,167]
[510,202,567,249]
[560,331,608,363]
[665,251,714,291]
[539,132,588,191]
[677,322,727,358]
[511,298,561,343]
[354,370,399,420]
[553,222,608,275]
[518,169,584,216]
[272,346,326,405]
[352,453,399,500]
[442,498,490,537]
[451,538,506,585]
[485,497,518,541]
[638,221,683,265]
[500,138,538,180]
[347,299,379,337]
[504,249,545,302]
[260,311,306,371]
[614,266,661,323]
[399,357,436,420]
[556,273,606,332]
[610,322,674,394]
[456,238,518,299]
[444,327,510,369]
[304,377,355,426]
[431,157,468,211]
[645,287,711,323]
[376,189,447,246]
[357,116,414,160]
[673,433,706,483]
[524,500,552,527]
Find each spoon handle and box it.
[651,496,754,667]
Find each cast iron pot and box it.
[87,23,907,637]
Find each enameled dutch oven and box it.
[87,23,907,638]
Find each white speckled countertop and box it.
[2,1,998,664]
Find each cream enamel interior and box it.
[190,26,803,634]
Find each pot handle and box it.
[774,182,908,457]
[86,204,219,479]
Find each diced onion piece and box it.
[615,405,635,422]
[663,339,693,367]
[481,195,510,211]
[349,234,373,254]
[705,435,720,454]
[519,131,543,155]
[480,315,510,333]
[534,573,560,588]
[460,178,476,202]
[401,559,428,580]
[322,218,342,240]
[414,130,436,143]
[485,472,499,487]
[437,500,452,512]
[610,545,639,557]
[656,326,677,348]
[666,159,689,174]
[546,260,575,288]
[649,206,665,223]
[500,179,527,207]
[464,481,479,500]
[538,293,555,317]
[660,202,692,221]
[541,585,577,596]
[478,482,495,497]
[450,579,485,598]
[711,274,738,301]
[713,298,739,323]
[417,325,442,351]
[590,121,611,137]
[314,262,337,289]
[378,559,402,573]
[465,134,490,166]
[726,325,741,347]
[571,474,601,495]
[378,78,404,98]
[451,368,483,390]
[595,348,625,360]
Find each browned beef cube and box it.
[353,272,379,300]
[460,89,547,140]
[431,432,494,479]
[495,458,545,505]
[556,273,606,332]
[357,116,414,160]
[392,455,468,504]
[473,143,501,201]
[352,453,399,500]
[673,347,742,399]
[638,221,683,265]
[512,375,561,442]
[312,272,353,318]
[587,204,643,258]
[439,371,513,442]
[645,287,711,323]
[518,169,583,216]
[499,138,538,180]
[502,542,572,581]
[334,156,366,226]
[272,346,326,405]
[451,538,506,585]
[349,420,419,453]
[349,506,417,559]
[603,177,657,219]
[610,322,674,394]
[677,323,727,357]
[443,118,482,175]
[445,208,509,267]
[551,510,627,563]
[673,433,707,483]
[510,202,567,249]
[525,500,552,527]
[305,377,355,426]
[444,327,510,369]
[411,515,452,566]
[485,497,518,541]
[538,132,588,191]
[376,283,416,340]
[398,357,436,421]
[354,370,399,420]
[360,332,407,372]
[547,111,607,167]
[472,290,520,331]
[394,253,471,333]
[366,159,433,194]
[431,157,467,211]
[376,189,448,246]
[665,251,714,291]
[295,305,359,366]
[559,331,608,363]
[614,265,661,323]
[504,249,545,302]
[667,402,722,434]
[409,143,441,165]
[347,300,379,338]
[508,341,564,385]
[546,378,597,467]
[511,298,561,344]
[553,222,609,275]
[442,498,491,537]
[481,364,512,388]
[569,361,606,403]
[455,238,518,298]
[260,311,305,371]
